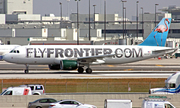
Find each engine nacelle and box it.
[48,64,60,70]
[60,60,78,70]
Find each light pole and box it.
[67,0,70,18]
[155,4,159,27]
[124,7,126,37]
[104,0,106,40]
[141,7,144,39]
[60,2,62,33]
[136,1,139,39]
[89,0,91,41]
[93,5,96,29]
[60,2,62,20]
[122,0,127,39]
[75,0,80,45]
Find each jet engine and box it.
[48,64,60,70]
[60,60,78,70]
[48,60,78,70]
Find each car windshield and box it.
[4,91,12,95]
[169,83,176,88]
[0,90,7,95]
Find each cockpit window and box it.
[10,50,20,53]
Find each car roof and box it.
[58,100,80,102]
[8,86,31,89]
[38,98,57,100]
[34,98,57,102]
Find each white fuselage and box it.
[3,45,173,65]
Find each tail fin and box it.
[139,18,171,47]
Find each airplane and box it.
[3,18,176,74]
[0,44,20,60]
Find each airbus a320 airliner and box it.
[3,18,176,74]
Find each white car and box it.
[49,100,97,108]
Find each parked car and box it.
[28,98,57,108]
[49,99,97,108]
[19,84,45,95]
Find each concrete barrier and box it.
[0,94,180,108]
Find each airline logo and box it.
[23,88,29,95]
[26,47,143,58]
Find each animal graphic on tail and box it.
[153,18,170,46]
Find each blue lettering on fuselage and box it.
[26,48,143,58]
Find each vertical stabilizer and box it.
[139,18,171,46]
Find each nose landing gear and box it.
[24,64,29,74]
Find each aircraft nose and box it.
[3,54,11,62]
[2,54,7,61]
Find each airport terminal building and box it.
[0,0,179,46]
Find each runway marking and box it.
[123,69,133,71]
[156,64,164,67]
[107,65,115,67]
[75,75,101,77]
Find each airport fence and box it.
[0,80,165,93]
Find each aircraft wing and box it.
[77,54,115,64]
[152,48,178,54]
[77,54,115,60]
[67,54,115,65]
[53,54,115,65]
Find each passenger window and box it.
[72,101,79,105]
[60,101,71,104]
[35,86,43,90]
[4,91,12,95]
[49,99,57,103]
[39,99,48,103]
[30,86,34,90]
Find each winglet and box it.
[139,18,171,47]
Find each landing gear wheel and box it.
[78,67,84,73]
[24,64,29,74]
[24,69,29,74]
[86,68,92,74]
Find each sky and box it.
[33,0,180,20]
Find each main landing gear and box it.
[86,68,92,74]
[24,64,29,74]
[77,67,92,74]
